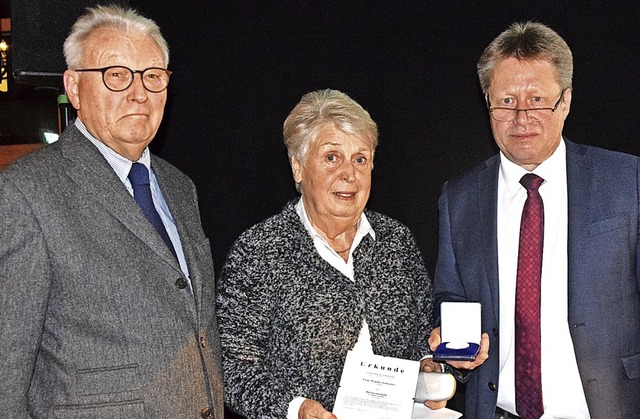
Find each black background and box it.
[135,1,640,278]
[6,1,640,416]
[8,1,640,276]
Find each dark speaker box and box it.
[10,0,129,87]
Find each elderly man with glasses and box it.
[0,5,224,418]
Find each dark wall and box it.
[131,1,640,277]
[10,0,129,86]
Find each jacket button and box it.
[492,328,499,338]
[201,406,212,418]
[488,382,497,391]
[200,336,206,348]
[175,278,188,289]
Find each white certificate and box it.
[332,351,420,419]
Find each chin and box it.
[124,128,155,143]
[334,207,364,219]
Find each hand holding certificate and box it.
[333,351,419,419]
[333,351,461,419]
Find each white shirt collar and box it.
[295,198,375,251]
[75,118,151,183]
[499,137,566,192]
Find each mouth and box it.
[124,113,149,119]
[511,131,538,140]
[333,191,357,199]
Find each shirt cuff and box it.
[287,396,307,419]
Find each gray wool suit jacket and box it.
[0,124,224,418]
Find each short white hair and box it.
[63,4,169,69]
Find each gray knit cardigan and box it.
[217,199,434,418]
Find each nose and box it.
[342,161,356,182]
[127,73,148,102]
[513,109,530,126]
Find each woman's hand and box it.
[420,357,444,373]
[419,357,449,410]
[299,399,337,419]
[424,399,447,410]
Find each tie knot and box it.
[128,162,150,186]
[520,173,544,191]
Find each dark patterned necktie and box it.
[128,162,178,260]
[515,173,545,419]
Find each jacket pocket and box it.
[587,216,628,236]
[76,363,141,396]
[53,399,144,418]
[623,352,640,380]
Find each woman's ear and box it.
[291,155,303,184]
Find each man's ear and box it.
[561,87,572,118]
[63,70,81,110]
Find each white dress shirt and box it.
[496,139,590,418]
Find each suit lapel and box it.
[479,157,501,324]
[152,157,204,315]
[60,127,182,273]
[565,140,591,308]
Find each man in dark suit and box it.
[0,5,224,418]
[429,22,640,418]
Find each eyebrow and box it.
[318,141,371,152]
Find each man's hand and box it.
[428,326,490,370]
[299,399,337,419]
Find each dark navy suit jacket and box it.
[433,139,640,419]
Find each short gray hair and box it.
[477,21,573,94]
[283,89,378,165]
[63,4,169,69]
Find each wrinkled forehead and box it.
[488,57,561,93]
[82,27,165,67]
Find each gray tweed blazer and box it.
[0,125,224,418]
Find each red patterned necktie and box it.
[515,173,545,419]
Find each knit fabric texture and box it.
[217,198,434,418]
